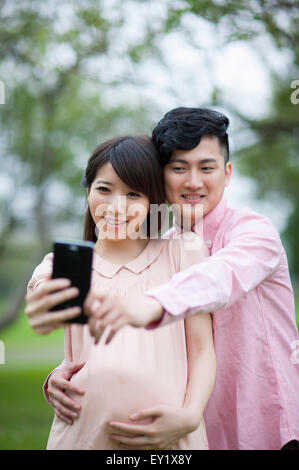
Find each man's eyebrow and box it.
[95,179,113,185]
[169,158,217,164]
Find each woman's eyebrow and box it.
[95,179,113,185]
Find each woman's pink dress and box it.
[28,235,210,450]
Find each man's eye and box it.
[202,167,213,171]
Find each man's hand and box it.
[84,291,163,344]
[47,362,86,424]
[107,405,198,450]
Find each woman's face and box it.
[88,162,150,241]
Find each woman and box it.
[25,135,216,450]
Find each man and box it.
[29,108,299,450]
[84,108,299,450]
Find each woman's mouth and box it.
[103,217,128,228]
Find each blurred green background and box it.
[0,0,298,449]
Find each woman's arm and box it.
[107,312,216,449]
[182,312,216,430]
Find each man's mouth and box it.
[181,194,205,203]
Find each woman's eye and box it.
[97,186,110,192]
[128,192,140,198]
[172,167,185,172]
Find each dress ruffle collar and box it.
[92,238,164,278]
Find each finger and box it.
[91,297,116,320]
[110,434,155,448]
[83,290,93,313]
[55,409,74,425]
[48,387,82,411]
[31,286,80,314]
[84,293,100,316]
[129,406,162,421]
[94,311,121,345]
[108,421,152,436]
[26,278,71,302]
[104,316,128,345]
[91,310,122,344]
[51,398,80,420]
[65,362,86,380]
[51,379,85,397]
[30,306,82,328]
[94,324,106,344]
[89,316,102,338]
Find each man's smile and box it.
[181,194,205,204]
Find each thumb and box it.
[66,361,86,376]
[130,405,163,421]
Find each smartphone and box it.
[50,239,95,324]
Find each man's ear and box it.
[224,162,232,187]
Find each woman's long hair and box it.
[82,136,166,242]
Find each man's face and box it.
[163,135,232,226]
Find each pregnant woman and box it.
[25,135,216,450]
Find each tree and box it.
[0,0,163,328]
[165,0,299,277]
[1,0,298,329]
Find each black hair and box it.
[82,135,166,242]
[152,107,230,166]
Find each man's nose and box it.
[185,170,204,189]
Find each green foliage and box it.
[0,368,54,449]
[235,76,299,275]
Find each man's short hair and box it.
[152,107,230,166]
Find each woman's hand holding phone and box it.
[25,276,82,334]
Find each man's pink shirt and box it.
[146,196,299,450]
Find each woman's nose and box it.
[108,195,127,217]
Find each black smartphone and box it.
[50,239,95,324]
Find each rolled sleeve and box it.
[146,214,282,326]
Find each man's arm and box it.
[146,213,282,327]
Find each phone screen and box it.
[50,239,94,324]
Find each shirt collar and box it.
[92,239,164,278]
[173,195,228,247]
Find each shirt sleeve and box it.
[146,212,282,327]
[43,325,73,403]
[146,232,209,329]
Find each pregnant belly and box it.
[69,362,185,425]
[67,326,187,431]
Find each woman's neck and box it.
[94,236,150,265]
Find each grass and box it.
[0,368,54,450]
[0,306,63,449]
